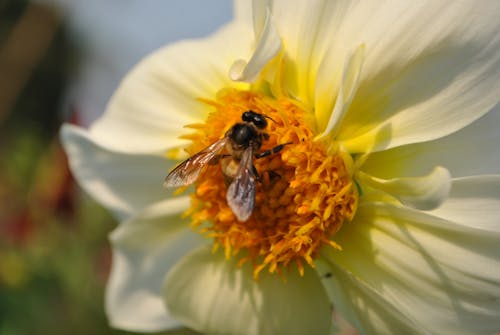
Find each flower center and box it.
[182,89,358,278]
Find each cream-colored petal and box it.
[268,1,499,151]
[269,0,354,106]
[357,166,451,211]
[429,176,500,232]
[61,124,174,220]
[229,6,282,83]
[164,246,332,335]
[89,21,253,153]
[106,197,205,332]
[360,104,500,179]
[251,0,269,39]
[234,0,252,24]
[315,259,422,335]
[335,0,500,152]
[322,202,500,335]
[315,44,364,140]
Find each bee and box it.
[163,110,289,222]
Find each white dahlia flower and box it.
[62,1,500,334]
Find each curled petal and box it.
[357,166,451,210]
[229,7,282,82]
[315,44,365,140]
[429,176,500,232]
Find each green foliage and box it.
[0,2,200,333]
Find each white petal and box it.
[360,104,500,179]
[334,0,500,152]
[234,0,252,24]
[106,197,205,332]
[429,176,500,232]
[315,44,365,140]
[315,259,422,335]
[269,0,353,105]
[89,21,253,153]
[357,166,451,211]
[229,6,282,82]
[164,246,332,335]
[322,202,500,335]
[268,1,499,151]
[251,0,269,39]
[61,124,173,220]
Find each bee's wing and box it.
[164,137,228,188]
[226,147,256,222]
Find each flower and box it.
[61,1,500,334]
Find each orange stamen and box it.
[180,89,358,278]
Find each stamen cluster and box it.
[183,89,357,277]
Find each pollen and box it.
[182,89,358,278]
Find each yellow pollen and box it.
[183,89,358,278]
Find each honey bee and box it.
[163,110,289,222]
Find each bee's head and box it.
[242,110,267,129]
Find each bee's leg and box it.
[255,167,284,188]
[260,170,282,188]
[267,170,282,180]
[252,164,262,182]
[255,142,292,159]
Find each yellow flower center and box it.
[181,89,358,278]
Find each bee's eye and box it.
[242,111,254,122]
[252,116,267,129]
[242,110,267,129]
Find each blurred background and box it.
[0,1,232,334]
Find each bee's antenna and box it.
[264,115,276,123]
